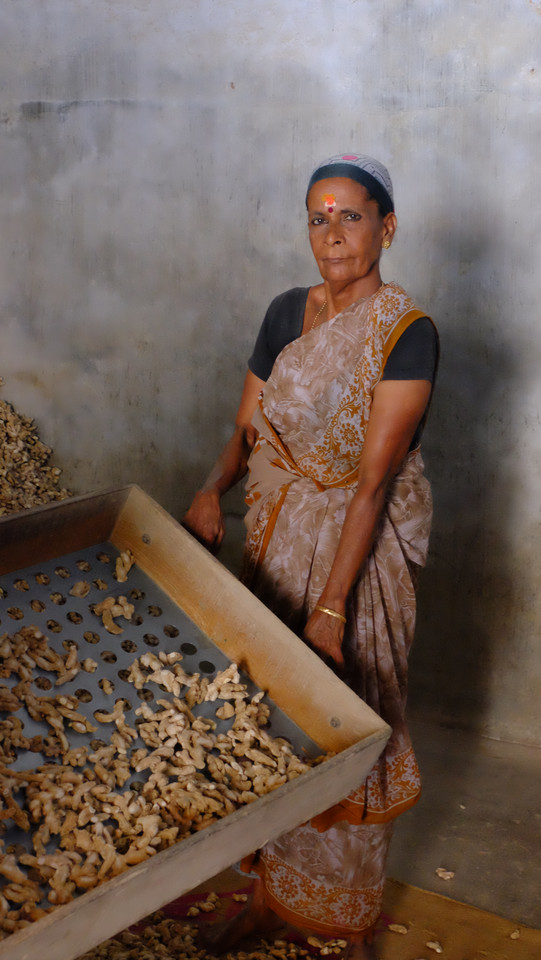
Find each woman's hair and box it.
[306,153,394,218]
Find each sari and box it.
[241,282,434,938]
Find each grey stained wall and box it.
[0,0,540,746]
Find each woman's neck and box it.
[326,274,384,319]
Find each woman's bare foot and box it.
[200,879,284,952]
[345,936,378,960]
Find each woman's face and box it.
[307,177,396,293]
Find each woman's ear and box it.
[382,212,397,247]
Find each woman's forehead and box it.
[307,177,373,207]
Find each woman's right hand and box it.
[181,371,264,554]
[303,607,345,669]
[182,488,225,553]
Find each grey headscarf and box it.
[306,153,394,216]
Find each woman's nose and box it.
[325,223,343,245]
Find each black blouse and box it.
[248,287,438,450]
[249,287,437,383]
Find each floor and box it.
[220,515,541,933]
[187,871,541,960]
[387,720,541,930]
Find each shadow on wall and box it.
[409,237,519,738]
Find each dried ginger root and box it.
[0,379,71,516]
[114,550,135,583]
[92,596,135,635]
[69,581,91,599]
[76,909,344,960]
[0,626,79,688]
[0,629,102,765]
[0,613,326,939]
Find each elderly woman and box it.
[183,154,438,957]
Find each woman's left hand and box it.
[303,608,345,668]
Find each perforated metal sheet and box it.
[1,539,324,922]
[0,541,319,774]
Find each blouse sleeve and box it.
[381,316,439,382]
[248,288,308,381]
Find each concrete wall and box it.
[0,0,539,745]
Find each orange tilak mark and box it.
[322,193,336,213]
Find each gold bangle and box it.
[314,604,347,624]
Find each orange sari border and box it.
[242,854,382,938]
[311,744,422,829]
[264,887,379,939]
[250,483,289,584]
[380,307,428,371]
[311,788,421,831]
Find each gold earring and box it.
[383,239,391,249]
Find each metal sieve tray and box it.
[0,485,390,960]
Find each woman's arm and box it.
[303,378,432,666]
[182,370,264,552]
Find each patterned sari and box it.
[241,283,434,938]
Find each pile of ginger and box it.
[0,378,70,516]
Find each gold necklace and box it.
[310,299,327,332]
[309,283,385,333]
